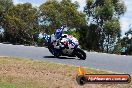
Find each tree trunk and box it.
[107,34,110,53]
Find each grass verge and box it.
[0,56,131,88]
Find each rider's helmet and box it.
[54,29,62,39]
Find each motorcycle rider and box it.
[51,26,66,49]
[38,26,67,49]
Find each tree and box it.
[122,28,132,55]
[0,0,13,26]
[114,27,132,55]
[4,3,38,44]
[103,18,121,53]
[84,0,126,53]
[79,24,100,51]
[39,0,86,34]
[113,39,122,54]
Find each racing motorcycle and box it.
[39,33,86,60]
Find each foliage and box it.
[3,3,38,44]
[83,0,126,53]
[121,29,132,55]
[39,0,86,34]
[0,0,13,25]
[113,39,122,54]
[79,24,100,51]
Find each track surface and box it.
[0,43,132,74]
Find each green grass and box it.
[0,83,19,88]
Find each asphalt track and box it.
[0,43,132,74]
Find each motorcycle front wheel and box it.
[74,48,86,60]
[48,46,61,57]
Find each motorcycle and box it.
[39,33,86,60]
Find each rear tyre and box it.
[74,48,86,60]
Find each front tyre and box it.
[48,46,61,57]
[74,48,86,60]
